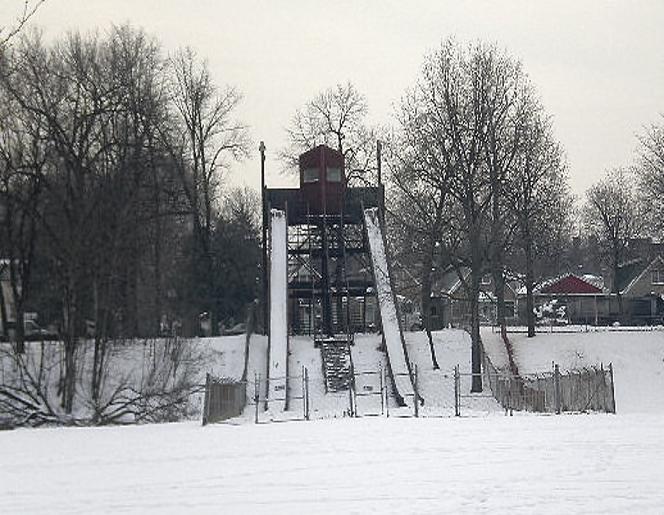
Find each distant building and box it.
[425,255,664,328]
[0,260,17,338]
[428,267,518,329]
[616,255,664,325]
[519,273,612,326]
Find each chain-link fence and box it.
[204,364,503,424]
[351,368,386,417]
[202,368,313,425]
[202,355,616,425]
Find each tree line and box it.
[582,124,664,323]
[0,26,260,410]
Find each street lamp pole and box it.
[259,141,268,333]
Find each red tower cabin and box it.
[299,145,345,214]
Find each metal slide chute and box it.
[267,209,289,411]
[363,208,416,406]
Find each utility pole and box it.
[376,139,382,186]
[260,141,268,334]
[377,140,385,224]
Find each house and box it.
[617,255,664,325]
[0,260,17,338]
[521,273,615,325]
[428,267,519,329]
[520,255,664,326]
[423,253,664,329]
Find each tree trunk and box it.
[612,247,623,323]
[61,272,78,414]
[0,275,8,341]
[525,236,536,338]
[13,303,25,355]
[470,265,483,392]
[153,186,163,337]
[420,230,439,369]
[492,265,506,329]
[91,277,103,406]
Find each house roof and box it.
[430,266,467,297]
[537,274,603,295]
[620,255,664,295]
[616,258,646,293]
[431,266,517,299]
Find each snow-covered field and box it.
[2,328,664,513]
[2,415,663,514]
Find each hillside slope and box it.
[482,329,664,413]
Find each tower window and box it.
[327,167,342,183]
[303,167,319,183]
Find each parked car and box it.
[23,319,58,341]
[222,322,246,336]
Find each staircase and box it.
[318,337,353,393]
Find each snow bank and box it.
[200,335,246,380]
[480,328,512,369]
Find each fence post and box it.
[300,366,305,418]
[454,365,460,417]
[600,365,606,412]
[254,373,260,424]
[379,365,385,415]
[413,365,419,418]
[304,367,310,420]
[202,373,211,426]
[348,380,354,417]
[554,364,561,414]
[586,368,592,412]
[385,366,390,418]
[608,362,616,414]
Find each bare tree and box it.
[281,82,377,184]
[637,115,664,238]
[15,33,117,411]
[0,1,47,49]
[400,39,539,390]
[584,169,642,320]
[388,92,460,368]
[0,83,45,353]
[1,26,179,411]
[506,110,570,337]
[168,47,249,333]
[0,25,255,421]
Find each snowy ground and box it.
[238,330,501,421]
[3,329,663,513]
[482,328,664,413]
[2,415,663,514]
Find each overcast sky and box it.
[5,0,664,196]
